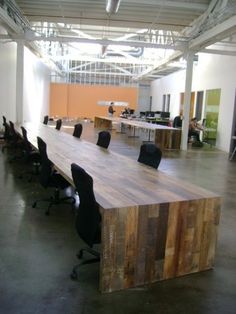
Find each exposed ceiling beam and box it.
[200,48,236,56]
[189,15,236,51]
[127,0,208,11]
[52,55,153,65]
[133,50,183,80]
[64,70,133,77]
[0,6,23,34]
[7,32,186,50]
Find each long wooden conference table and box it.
[17,122,221,293]
[94,116,181,150]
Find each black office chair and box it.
[173,116,182,128]
[5,121,24,160]
[96,131,111,149]
[32,136,75,215]
[20,126,41,181]
[9,121,22,146]
[138,143,162,169]
[55,119,62,130]
[1,121,12,152]
[0,116,7,140]
[43,115,49,125]
[70,163,101,280]
[73,123,83,139]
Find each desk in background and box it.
[145,117,170,126]
[94,116,181,151]
[17,122,221,293]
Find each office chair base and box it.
[70,257,100,281]
[32,195,75,215]
[77,247,100,260]
[70,247,100,280]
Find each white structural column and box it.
[16,40,24,123]
[181,52,194,150]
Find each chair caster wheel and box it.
[70,270,78,280]
[32,202,37,208]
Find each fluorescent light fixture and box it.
[106,0,121,14]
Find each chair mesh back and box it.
[96,131,111,149]
[73,123,83,138]
[138,144,162,169]
[55,119,62,130]
[71,163,101,247]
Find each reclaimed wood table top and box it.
[17,122,218,211]
[95,116,179,131]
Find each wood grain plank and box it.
[15,122,221,293]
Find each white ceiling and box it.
[1,0,236,82]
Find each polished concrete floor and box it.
[0,121,236,314]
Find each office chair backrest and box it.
[96,131,111,149]
[43,115,49,125]
[71,163,101,247]
[138,143,162,169]
[173,116,182,128]
[9,121,16,135]
[9,121,19,142]
[73,123,83,138]
[55,119,62,130]
[37,136,52,188]
[4,121,11,139]
[21,126,32,155]
[2,116,6,126]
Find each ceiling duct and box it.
[106,0,121,14]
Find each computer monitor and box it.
[146,111,155,117]
[161,112,170,119]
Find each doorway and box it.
[195,91,204,121]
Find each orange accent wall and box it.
[50,83,68,117]
[50,83,138,119]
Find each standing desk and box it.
[18,122,221,293]
[94,116,181,150]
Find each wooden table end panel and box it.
[100,197,221,293]
[171,130,181,149]
[163,197,221,279]
[94,117,112,129]
[100,203,171,293]
[154,129,181,150]
[100,207,127,293]
[154,129,171,150]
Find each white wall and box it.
[137,83,151,113]
[151,53,236,152]
[0,26,17,122]
[23,47,50,123]
[0,24,50,126]
[151,70,185,118]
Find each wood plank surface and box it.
[15,122,221,293]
